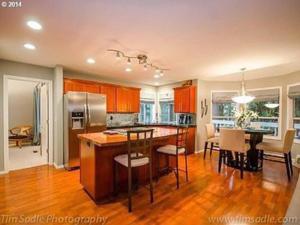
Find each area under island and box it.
[78,127,184,202]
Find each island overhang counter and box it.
[78,127,178,202]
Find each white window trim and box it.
[210,90,239,125]
[210,87,282,141]
[287,83,300,144]
[247,86,282,140]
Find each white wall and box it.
[8,80,38,129]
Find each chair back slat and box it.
[176,126,189,149]
[127,129,154,161]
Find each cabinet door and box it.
[100,85,117,112]
[189,86,196,113]
[64,79,74,93]
[116,87,129,112]
[181,88,191,113]
[186,127,196,154]
[129,89,140,113]
[85,84,100,94]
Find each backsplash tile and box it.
[107,113,139,127]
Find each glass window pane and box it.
[160,101,175,123]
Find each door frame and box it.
[3,75,54,172]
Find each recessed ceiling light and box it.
[154,74,160,78]
[155,82,159,86]
[86,58,95,64]
[24,43,36,50]
[125,67,132,72]
[27,20,42,30]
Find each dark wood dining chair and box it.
[156,126,189,189]
[113,129,154,212]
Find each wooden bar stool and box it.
[156,126,189,189]
[113,129,154,212]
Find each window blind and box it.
[288,85,300,98]
[248,88,280,102]
[212,91,238,103]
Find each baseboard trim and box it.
[0,170,8,175]
[195,149,204,154]
[53,163,64,169]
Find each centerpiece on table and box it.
[234,108,258,129]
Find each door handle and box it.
[84,104,88,128]
[87,104,91,126]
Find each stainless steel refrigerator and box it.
[63,92,107,170]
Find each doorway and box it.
[3,75,53,172]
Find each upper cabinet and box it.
[64,78,140,113]
[64,79,100,94]
[174,86,196,113]
[100,84,117,113]
[116,87,140,113]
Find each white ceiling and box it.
[1,0,300,85]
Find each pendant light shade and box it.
[232,68,255,104]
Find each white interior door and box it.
[40,84,49,158]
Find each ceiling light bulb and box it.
[144,64,148,71]
[265,103,279,109]
[116,52,121,60]
[27,20,42,30]
[127,58,131,65]
[154,74,160,79]
[24,43,36,50]
[155,82,159,86]
[125,67,132,72]
[86,58,95,64]
[155,68,160,73]
[160,71,164,76]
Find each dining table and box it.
[225,128,273,172]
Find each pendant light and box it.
[232,68,255,104]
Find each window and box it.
[160,101,175,123]
[247,88,281,137]
[211,91,238,130]
[139,101,155,123]
[288,84,300,141]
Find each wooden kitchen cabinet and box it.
[64,78,140,113]
[186,127,196,154]
[174,86,196,113]
[116,87,140,113]
[64,79,100,94]
[100,84,117,112]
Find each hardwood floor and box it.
[0,153,298,225]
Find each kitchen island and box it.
[78,127,179,202]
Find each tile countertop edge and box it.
[77,127,179,148]
[107,124,197,129]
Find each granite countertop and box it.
[78,127,178,147]
[107,123,196,129]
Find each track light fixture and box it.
[107,49,169,76]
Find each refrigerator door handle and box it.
[84,103,88,128]
[87,104,91,126]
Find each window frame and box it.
[287,83,300,144]
[210,87,282,140]
[246,86,282,140]
[159,100,176,123]
[210,90,239,130]
[139,100,155,123]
